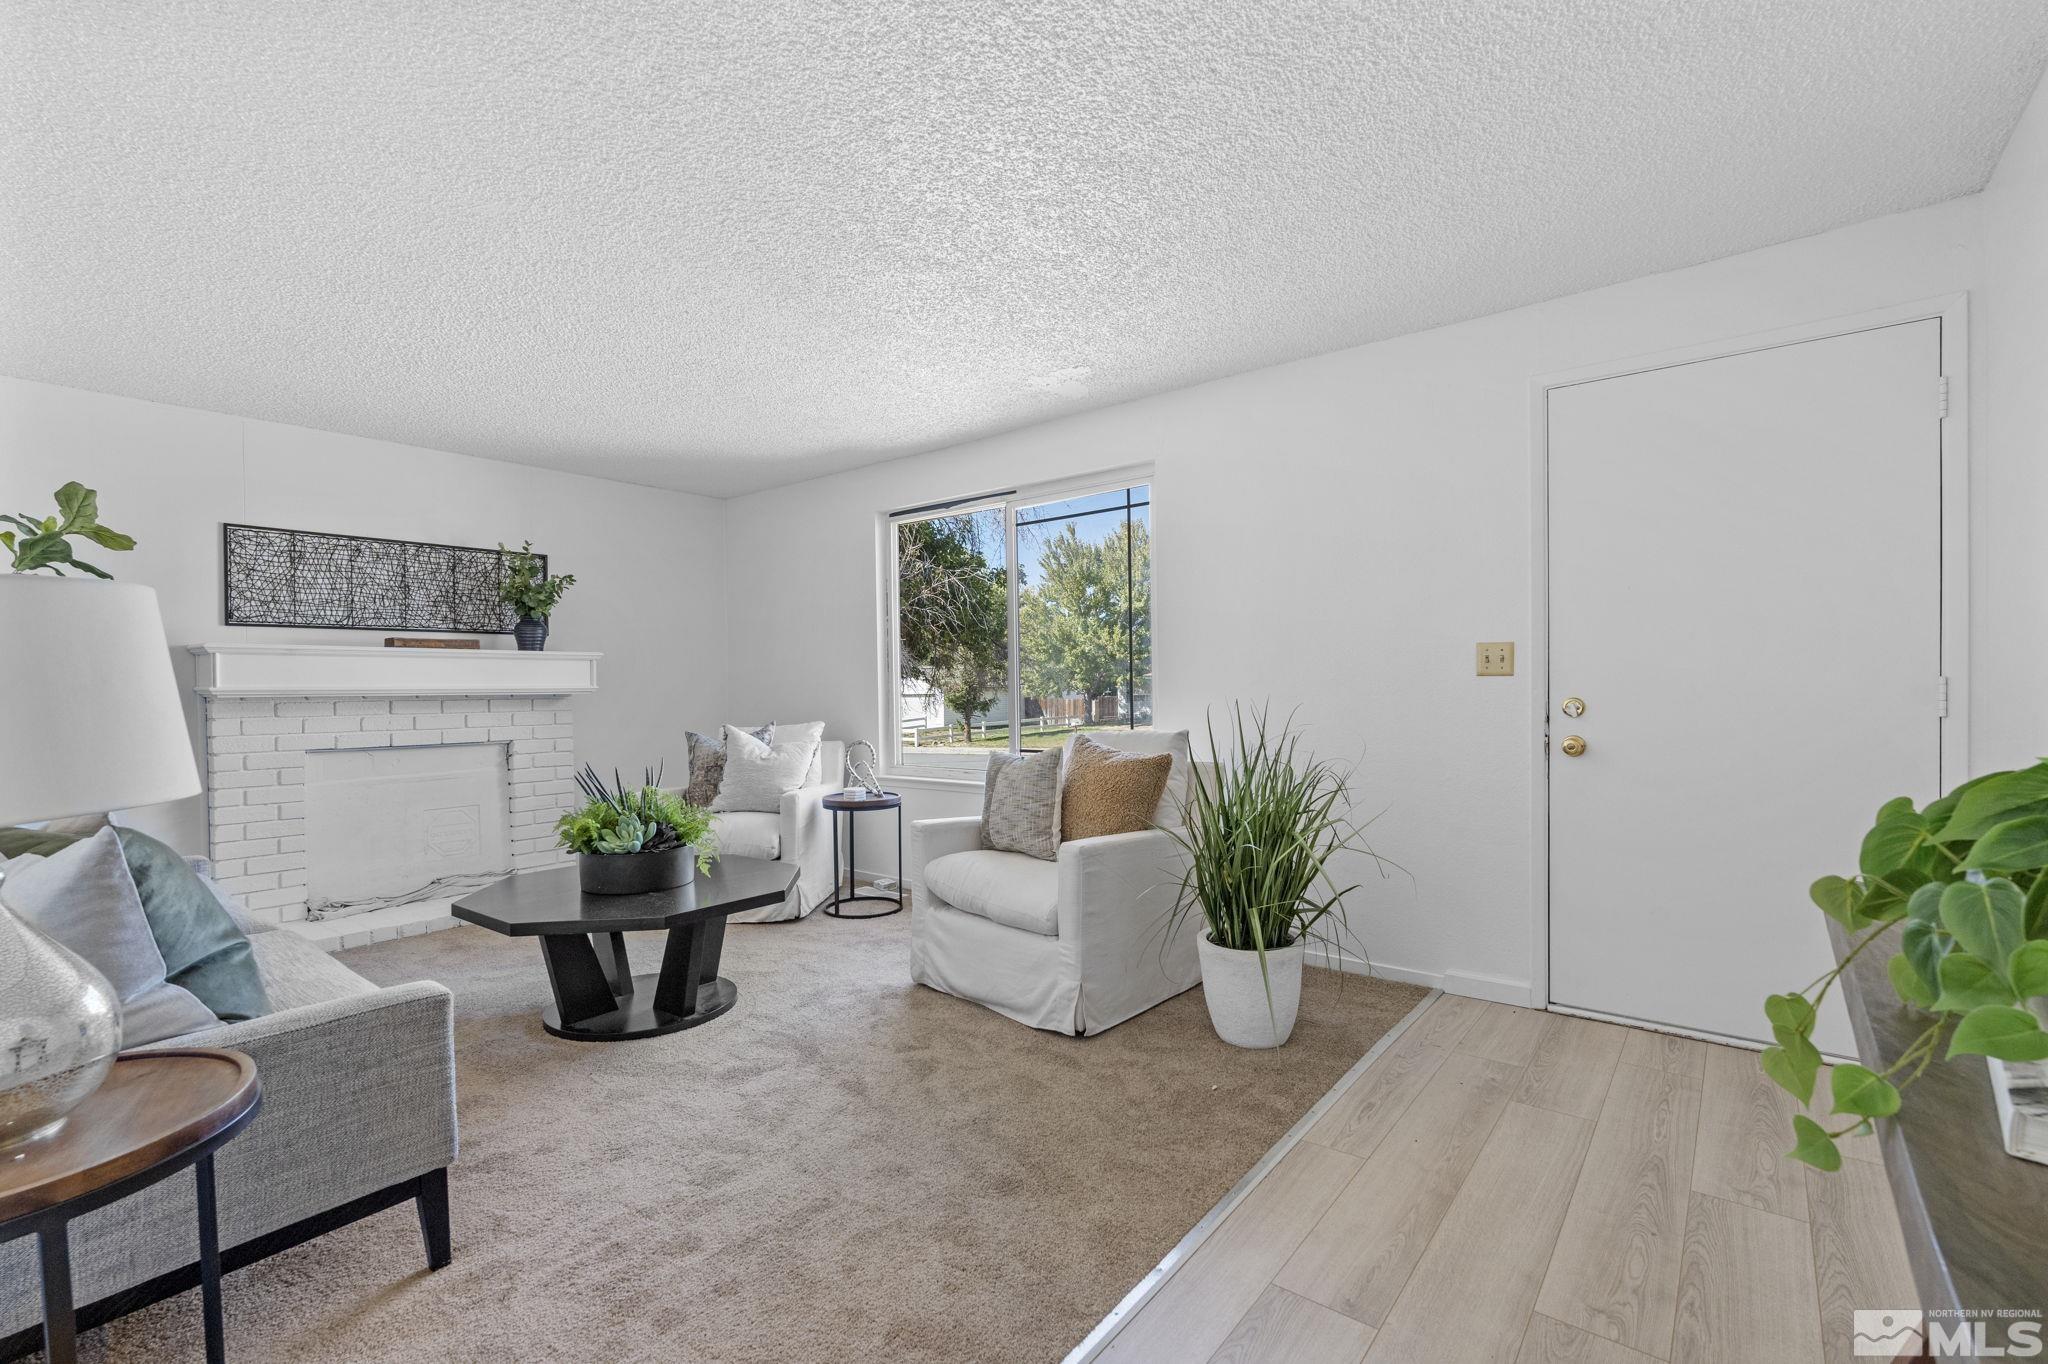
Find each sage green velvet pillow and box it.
[0,825,270,1021]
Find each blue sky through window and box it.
[1016,484,1150,587]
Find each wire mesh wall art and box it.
[221,524,544,633]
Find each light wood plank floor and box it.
[1087,996,1914,1364]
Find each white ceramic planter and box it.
[1198,934,1305,1048]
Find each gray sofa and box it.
[0,904,457,1351]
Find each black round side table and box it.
[821,791,904,918]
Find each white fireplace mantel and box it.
[188,643,601,697]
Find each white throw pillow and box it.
[712,722,824,813]
[1063,729,1193,827]
[1,828,219,1044]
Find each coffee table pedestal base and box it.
[542,974,737,1040]
[536,922,736,1043]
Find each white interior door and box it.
[1546,319,1945,1054]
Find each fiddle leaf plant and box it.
[1768,759,2048,1170]
[3,481,135,577]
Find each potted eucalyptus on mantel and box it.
[1164,704,1391,1049]
[498,540,575,650]
[1765,759,2048,1171]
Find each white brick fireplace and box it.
[189,644,600,949]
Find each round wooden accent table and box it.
[0,1048,261,1364]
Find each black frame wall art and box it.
[220,524,544,634]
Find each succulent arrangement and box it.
[556,764,715,872]
[4,482,135,576]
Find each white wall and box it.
[724,197,1983,1000]
[1977,74,2048,770]
[13,112,2043,999]
[1,379,727,852]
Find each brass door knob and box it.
[1559,735,1587,757]
[1561,697,1585,718]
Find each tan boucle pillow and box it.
[1060,735,1173,842]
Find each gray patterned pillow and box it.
[685,724,773,806]
[980,747,1062,860]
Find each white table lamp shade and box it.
[0,576,201,826]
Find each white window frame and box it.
[881,465,1153,785]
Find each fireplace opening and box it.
[305,741,513,919]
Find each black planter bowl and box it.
[577,847,696,896]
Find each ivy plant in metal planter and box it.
[1765,760,2048,1171]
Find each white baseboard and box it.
[1440,969,1534,1006]
[1305,944,1532,1006]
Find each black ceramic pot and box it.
[578,847,695,896]
[514,616,549,651]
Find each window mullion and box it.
[1004,498,1022,755]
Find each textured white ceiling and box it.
[5,2,2046,497]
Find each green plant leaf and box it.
[1860,867,1930,923]
[1829,1063,1901,1118]
[1925,789,1969,838]
[1905,881,1945,926]
[1948,1005,2048,1061]
[1860,810,1934,876]
[1760,1044,1819,1103]
[1888,951,1937,1007]
[76,522,134,550]
[1874,795,1918,823]
[2011,940,2048,1001]
[1808,875,1864,927]
[67,557,112,579]
[1764,992,1816,1037]
[11,533,74,572]
[1770,1027,1824,1102]
[1934,952,2016,1011]
[1788,1115,1842,1171]
[1940,880,2027,981]
[2027,875,2048,940]
[1965,816,2048,873]
[1942,766,2048,841]
[1903,918,1951,994]
[52,481,96,532]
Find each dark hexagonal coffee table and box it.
[452,856,796,1041]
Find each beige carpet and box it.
[81,910,1425,1364]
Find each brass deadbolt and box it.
[1559,735,1587,758]
[1561,697,1585,718]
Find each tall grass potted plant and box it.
[1165,704,1386,1048]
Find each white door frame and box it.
[1525,293,1971,1014]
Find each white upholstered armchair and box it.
[909,746,1201,1034]
[690,739,845,923]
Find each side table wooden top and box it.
[0,1049,260,1226]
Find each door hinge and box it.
[1937,375,1950,419]
[1937,675,1950,718]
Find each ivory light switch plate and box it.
[1477,642,1515,676]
